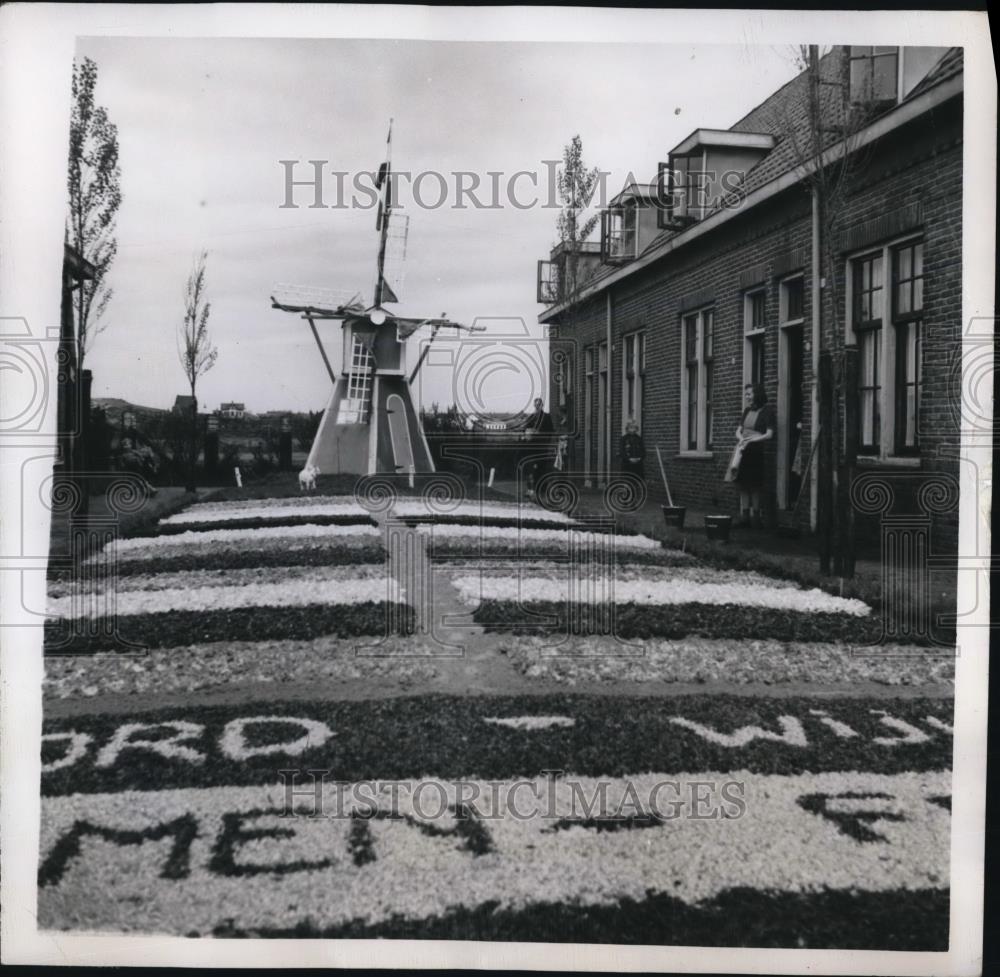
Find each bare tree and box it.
[177,251,217,489]
[762,45,886,574]
[67,56,122,372]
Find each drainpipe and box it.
[810,187,821,531]
[606,291,613,484]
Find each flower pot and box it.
[661,505,687,529]
[704,514,732,543]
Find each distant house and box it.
[220,401,246,419]
[172,395,196,416]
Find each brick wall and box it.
[549,94,963,553]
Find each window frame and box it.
[679,306,715,455]
[891,239,924,455]
[536,259,560,305]
[743,287,767,390]
[621,330,647,433]
[845,233,924,460]
[779,274,806,326]
[849,46,900,107]
[600,204,638,263]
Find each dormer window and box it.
[850,46,899,106]
[600,204,638,263]
[658,129,776,230]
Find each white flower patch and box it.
[450,575,871,617]
[186,495,364,513]
[392,501,575,524]
[38,770,951,935]
[418,524,660,550]
[162,503,371,526]
[483,716,576,731]
[669,716,809,748]
[41,732,93,773]
[50,564,389,598]
[219,716,334,760]
[91,523,382,562]
[95,721,206,768]
[49,576,399,619]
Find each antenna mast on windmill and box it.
[271,121,484,478]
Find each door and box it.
[597,341,608,484]
[386,394,414,474]
[779,324,805,509]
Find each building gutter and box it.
[606,292,613,482]
[538,73,962,324]
[810,188,821,531]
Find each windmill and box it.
[272,122,484,477]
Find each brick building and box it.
[538,46,963,552]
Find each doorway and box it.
[778,323,805,509]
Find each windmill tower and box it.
[272,122,483,477]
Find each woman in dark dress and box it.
[732,383,775,527]
[620,418,645,480]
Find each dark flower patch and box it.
[44,602,414,655]
[40,692,953,795]
[429,539,678,565]
[212,886,950,950]
[154,513,376,536]
[401,515,588,531]
[472,600,912,645]
[103,544,388,578]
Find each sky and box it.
[80,36,803,415]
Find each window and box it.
[852,252,884,452]
[536,260,560,305]
[601,205,638,262]
[892,241,923,454]
[850,46,899,105]
[849,236,925,458]
[743,288,766,389]
[680,308,714,452]
[657,155,699,229]
[623,332,646,430]
[781,276,805,324]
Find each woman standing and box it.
[620,418,646,480]
[728,383,775,527]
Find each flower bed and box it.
[95,523,382,561]
[184,494,368,514]
[500,636,956,687]
[156,512,376,535]
[49,576,399,619]
[392,501,576,527]
[107,543,388,578]
[47,564,389,598]
[473,600,899,644]
[44,636,443,699]
[422,525,664,562]
[45,601,415,654]
[449,563,800,589]
[453,576,870,617]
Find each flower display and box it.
[451,575,871,616]
[94,522,382,561]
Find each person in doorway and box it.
[620,417,645,480]
[524,397,554,499]
[730,383,775,527]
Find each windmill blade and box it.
[380,212,409,303]
[271,283,366,316]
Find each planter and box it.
[661,505,687,529]
[704,514,732,543]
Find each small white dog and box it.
[298,463,320,492]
